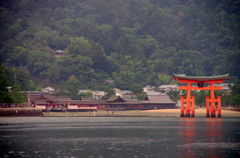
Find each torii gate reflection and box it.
[172,74,229,118]
[178,118,223,158]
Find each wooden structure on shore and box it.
[172,74,229,118]
[25,91,176,112]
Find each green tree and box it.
[195,90,206,105]
[103,37,114,55]
[51,34,70,50]
[85,90,93,97]
[155,74,176,86]
[114,37,126,55]
[0,66,10,92]
[0,91,13,105]
[9,86,27,107]
[27,50,54,78]
[68,37,91,56]
[131,84,143,95]
[0,7,12,47]
[6,46,28,67]
[67,85,80,100]
[167,90,179,101]
[67,75,80,88]
[0,66,13,104]
[178,59,196,76]
[92,55,120,75]
[103,87,115,100]
[144,35,159,57]
[107,82,116,89]
[230,84,240,107]
[0,39,17,66]
[18,17,30,30]
[222,91,231,106]
[137,92,147,101]
[79,92,86,97]
[14,68,32,91]
[153,59,172,74]
[48,63,61,83]
[8,24,22,37]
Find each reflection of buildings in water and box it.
[179,118,196,158]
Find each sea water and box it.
[0,117,240,158]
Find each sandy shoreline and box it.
[140,108,240,117]
[1,108,239,117]
[40,108,240,118]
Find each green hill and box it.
[0,0,239,93]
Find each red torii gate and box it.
[172,74,229,118]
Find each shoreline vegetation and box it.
[0,108,239,117]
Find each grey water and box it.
[0,117,240,158]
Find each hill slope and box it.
[0,0,239,91]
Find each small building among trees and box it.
[53,50,64,57]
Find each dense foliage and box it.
[0,0,240,93]
[0,66,27,105]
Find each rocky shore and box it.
[0,108,44,117]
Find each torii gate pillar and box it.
[172,74,229,118]
[180,93,196,118]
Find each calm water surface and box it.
[0,117,240,158]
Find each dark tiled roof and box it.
[106,96,126,102]
[53,100,68,104]
[35,101,48,105]
[52,96,71,100]
[80,96,92,100]
[142,95,176,104]
[30,94,53,102]
[110,101,141,105]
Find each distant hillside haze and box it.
[0,0,239,92]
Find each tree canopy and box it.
[0,66,27,104]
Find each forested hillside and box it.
[0,0,240,92]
